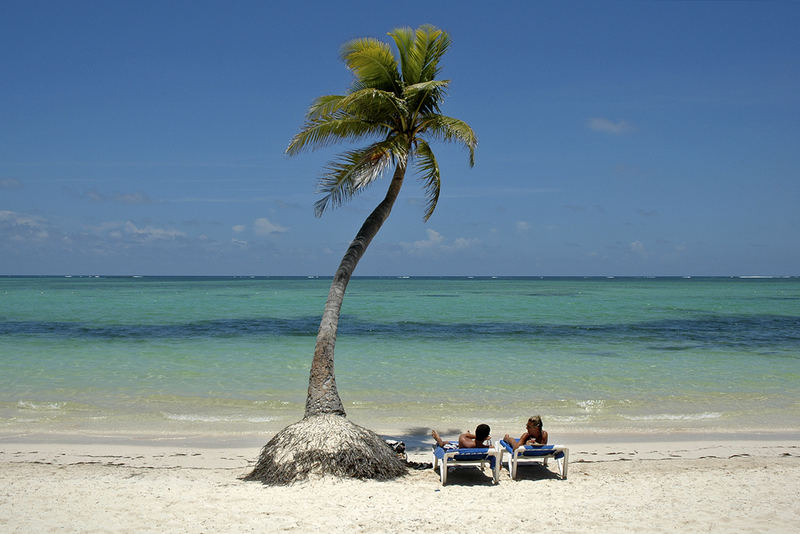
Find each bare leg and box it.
[503,434,519,449]
[431,429,446,447]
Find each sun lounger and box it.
[498,440,569,480]
[432,441,502,485]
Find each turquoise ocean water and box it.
[1,276,798,442]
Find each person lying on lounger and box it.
[503,415,548,448]
[431,424,491,448]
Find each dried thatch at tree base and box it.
[244,413,407,485]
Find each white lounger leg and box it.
[559,449,569,479]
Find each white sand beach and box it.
[2,436,798,533]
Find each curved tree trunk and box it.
[305,162,407,417]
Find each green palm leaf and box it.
[336,88,408,126]
[306,95,347,120]
[340,38,400,93]
[417,25,450,81]
[413,139,441,221]
[419,114,477,167]
[315,138,409,216]
[404,80,449,117]
[287,117,388,155]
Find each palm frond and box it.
[387,27,418,84]
[413,139,441,221]
[336,88,408,126]
[403,79,449,116]
[417,25,451,82]
[418,114,477,166]
[340,37,400,93]
[306,95,347,120]
[287,118,389,155]
[389,25,449,86]
[315,138,408,216]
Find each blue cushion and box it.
[434,444,496,468]
[500,440,564,459]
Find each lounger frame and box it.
[500,441,569,480]
[432,443,502,485]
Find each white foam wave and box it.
[17,401,66,411]
[576,399,606,411]
[162,413,276,423]
[622,412,722,421]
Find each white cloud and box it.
[0,210,49,241]
[630,240,647,257]
[588,117,633,134]
[86,190,104,202]
[516,221,530,233]
[124,221,185,241]
[84,190,153,204]
[400,229,478,255]
[0,210,41,227]
[0,178,22,190]
[253,217,288,236]
[410,228,445,250]
[232,225,246,233]
[115,192,152,204]
[452,237,479,249]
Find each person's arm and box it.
[504,432,530,450]
[540,430,548,444]
[528,430,548,445]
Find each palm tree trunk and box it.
[305,162,407,417]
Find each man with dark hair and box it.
[431,424,491,448]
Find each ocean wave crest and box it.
[621,412,722,421]
[17,401,67,411]
[161,412,276,423]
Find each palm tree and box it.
[246,24,476,484]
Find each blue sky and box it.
[2,0,798,276]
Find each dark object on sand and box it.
[244,414,407,485]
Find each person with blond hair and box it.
[503,415,548,448]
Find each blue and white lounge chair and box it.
[498,440,569,480]
[432,441,502,485]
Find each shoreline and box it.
[2,434,798,466]
[3,426,799,450]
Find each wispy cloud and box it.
[516,221,530,233]
[630,240,647,258]
[253,217,288,236]
[116,192,152,204]
[400,229,479,255]
[85,190,154,204]
[588,117,634,134]
[123,221,185,241]
[0,210,49,241]
[172,195,276,204]
[85,220,185,242]
[563,204,606,214]
[0,178,23,190]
